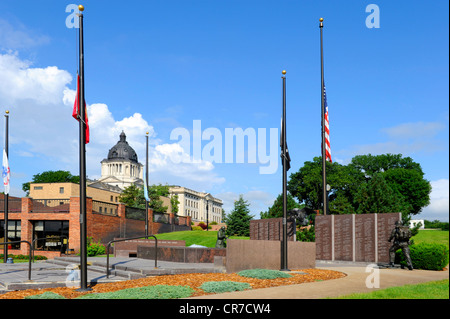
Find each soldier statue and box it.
[388,220,413,270]
[215,226,228,248]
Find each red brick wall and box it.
[2,196,190,259]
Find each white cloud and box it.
[0,51,225,194]
[337,120,448,160]
[419,179,449,222]
[0,52,77,166]
[382,122,445,139]
[0,18,50,50]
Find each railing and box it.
[106,235,158,278]
[0,240,32,280]
[31,199,70,213]
[92,200,118,216]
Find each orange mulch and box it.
[0,268,346,299]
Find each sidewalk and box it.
[0,258,448,298]
[189,261,449,299]
[0,256,223,292]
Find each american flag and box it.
[324,84,332,162]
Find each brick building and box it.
[0,194,191,259]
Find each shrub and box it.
[191,226,203,231]
[396,242,449,270]
[197,222,211,230]
[297,226,315,242]
[238,269,293,279]
[0,254,47,261]
[86,237,106,257]
[77,285,194,299]
[25,292,65,299]
[200,281,252,294]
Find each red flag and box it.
[72,74,90,144]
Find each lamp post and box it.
[206,199,209,231]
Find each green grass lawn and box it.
[413,229,449,247]
[153,230,248,248]
[335,279,449,299]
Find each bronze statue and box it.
[388,220,413,270]
[215,226,228,248]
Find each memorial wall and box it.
[315,213,401,263]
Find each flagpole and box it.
[3,110,9,263]
[145,132,149,237]
[76,4,91,291]
[320,17,328,216]
[281,70,289,271]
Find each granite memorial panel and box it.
[315,215,332,260]
[334,214,353,261]
[377,213,401,263]
[355,214,375,262]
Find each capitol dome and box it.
[107,131,138,163]
[98,131,144,190]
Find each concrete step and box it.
[45,258,146,280]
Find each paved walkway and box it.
[190,261,449,299]
[0,256,222,292]
[0,258,448,298]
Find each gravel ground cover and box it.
[0,268,345,299]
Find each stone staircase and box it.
[45,257,147,280]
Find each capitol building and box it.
[88,131,223,223]
[95,131,144,190]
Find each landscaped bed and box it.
[0,268,346,299]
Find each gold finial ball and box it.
[282,70,286,75]
[146,132,149,135]
[5,110,9,114]
[78,5,84,11]
[319,18,324,22]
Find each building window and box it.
[32,221,69,252]
[34,186,43,190]
[0,220,21,249]
[59,187,64,194]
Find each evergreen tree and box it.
[260,193,301,219]
[224,195,254,236]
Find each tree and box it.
[287,157,364,214]
[260,193,302,219]
[118,184,142,207]
[170,194,180,216]
[288,153,431,219]
[224,195,254,236]
[22,170,80,196]
[353,173,410,215]
[349,154,431,216]
[119,183,169,214]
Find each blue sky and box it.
[1,0,448,221]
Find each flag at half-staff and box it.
[319,17,330,215]
[73,4,91,292]
[280,70,290,271]
[323,83,331,163]
[72,73,90,144]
